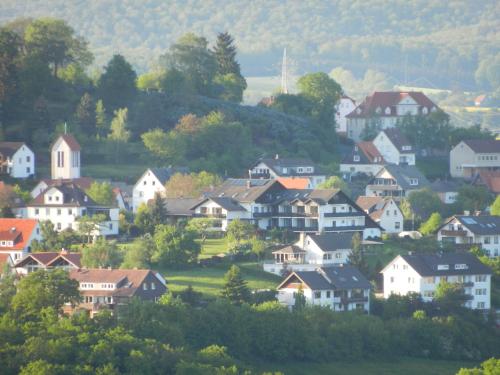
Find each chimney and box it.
[275,154,279,160]
[246,180,251,189]
[60,248,68,254]
[10,227,16,232]
[463,210,470,216]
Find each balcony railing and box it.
[324,212,362,217]
[440,230,468,236]
[341,296,368,304]
[462,281,474,287]
[253,211,318,218]
[193,213,226,219]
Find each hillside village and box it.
[0,13,499,375]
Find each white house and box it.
[132,167,188,212]
[264,232,356,275]
[345,91,439,142]
[51,134,81,179]
[381,253,492,310]
[0,142,35,178]
[0,218,41,262]
[437,215,500,257]
[365,164,430,201]
[277,266,371,312]
[372,128,415,166]
[335,95,356,135]
[356,196,403,234]
[430,180,462,204]
[450,139,500,179]
[26,182,119,237]
[340,141,385,177]
[248,156,326,188]
[190,179,382,239]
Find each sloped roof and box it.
[207,179,281,203]
[356,196,385,211]
[29,182,98,207]
[18,252,59,266]
[430,179,463,193]
[164,198,199,216]
[272,245,306,255]
[39,177,94,191]
[346,91,437,118]
[308,232,354,252]
[254,157,324,176]
[377,164,430,190]
[277,177,310,189]
[450,215,500,235]
[0,218,38,251]
[209,197,246,211]
[381,128,412,152]
[149,167,189,185]
[398,253,491,277]
[473,170,500,194]
[0,142,26,158]
[52,134,81,151]
[463,139,500,153]
[341,141,385,165]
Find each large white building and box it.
[356,196,404,234]
[335,95,356,135]
[26,182,119,237]
[132,167,188,212]
[381,253,492,310]
[449,139,500,179]
[190,179,382,239]
[345,91,439,142]
[372,128,415,166]
[437,215,500,257]
[51,134,81,179]
[277,266,371,312]
[248,156,326,188]
[0,142,35,178]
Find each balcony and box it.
[193,213,226,219]
[322,225,362,232]
[462,281,474,287]
[253,211,317,218]
[341,296,368,304]
[324,211,362,218]
[440,230,467,237]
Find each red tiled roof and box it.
[0,219,38,251]
[474,170,500,194]
[358,141,385,163]
[277,177,310,189]
[346,91,438,118]
[0,253,13,269]
[69,268,151,285]
[52,134,81,151]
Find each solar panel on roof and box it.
[462,218,476,224]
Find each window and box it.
[390,277,394,283]
[26,156,30,162]
[386,210,390,216]
[394,210,397,215]
[57,223,61,230]
[152,180,156,186]
[143,283,148,290]
[484,237,491,244]
[68,209,72,215]
[475,289,487,296]
[139,191,144,197]
[475,275,487,282]
[151,282,156,290]
[423,291,435,297]
[48,196,52,202]
[143,181,147,185]
[409,178,418,186]
[55,196,59,201]
[314,291,321,299]
[57,209,61,216]
[477,302,485,309]
[26,167,30,173]
[35,208,39,215]
[353,155,360,162]
[335,253,342,259]
[395,222,401,229]
[109,223,113,230]
[326,291,331,298]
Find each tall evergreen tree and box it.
[95,99,107,138]
[75,92,95,134]
[150,193,167,227]
[220,265,250,305]
[98,54,137,112]
[213,32,240,76]
[348,232,368,275]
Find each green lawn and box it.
[198,238,228,259]
[259,358,475,375]
[163,262,281,297]
[37,163,147,182]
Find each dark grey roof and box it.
[255,157,325,177]
[209,197,246,211]
[0,142,26,158]
[382,128,412,152]
[149,167,189,185]
[308,232,354,252]
[204,179,279,204]
[454,215,500,235]
[463,139,500,153]
[29,183,99,207]
[289,266,371,290]
[430,179,463,193]
[164,198,199,216]
[378,164,430,190]
[399,253,491,277]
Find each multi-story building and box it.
[335,95,356,135]
[0,218,41,262]
[437,215,500,257]
[248,156,326,188]
[340,141,385,176]
[277,266,371,312]
[14,250,81,275]
[191,179,382,239]
[0,142,35,178]
[345,91,439,142]
[356,196,403,234]
[372,128,415,166]
[26,182,119,237]
[66,268,167,317]
[381,253,492,310]
[450,139,500,179]
[365,164,430,201]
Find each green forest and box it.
[1,0,499,93]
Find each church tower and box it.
[51,134,81,179]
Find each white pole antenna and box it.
[281,48,288,94]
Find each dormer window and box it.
[409,178,418,186]
[376,107,382,114]
[402,145,412,151]
[422,107,428,114]
[356,108,361,114]
[353,155,360,162]
[385,107,391,115]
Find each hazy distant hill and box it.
[1,1,499,90]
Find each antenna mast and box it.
[281,48,288,94]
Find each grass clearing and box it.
[259,358,475,375]
[198,238,228,259]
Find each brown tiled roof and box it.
[356,196,385,211]
[0,142,26,158]
[0,253,13,269]
[52,134,81,151]
[69,268,151,285]
[474,170,500,194]
[272,245,306,255]
[0,219,38,251]
[463,139,500,153]
[358,141,385,163]
[346,91,437,118]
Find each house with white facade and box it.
[365,164,430,201]
[345,91,439,141]
[132,167,188,212]
[0,218,41,262]
[356,196,403,234]
[372,128,415,166]
[26,182,119,237]
[191,179,382,239]
[248,156,326,188]
[335,95,356,135]
[277,265,371,312]
[381,253,492,310]
[264,232,356,275]
[14,250,81,275]
[0,142,35,178]
[437,215,500,257]
[430,179,462,204]
[51,134,81,179]
[450,139,500,179]
[340,141,385,176]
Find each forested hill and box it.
[1,0,498,91]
